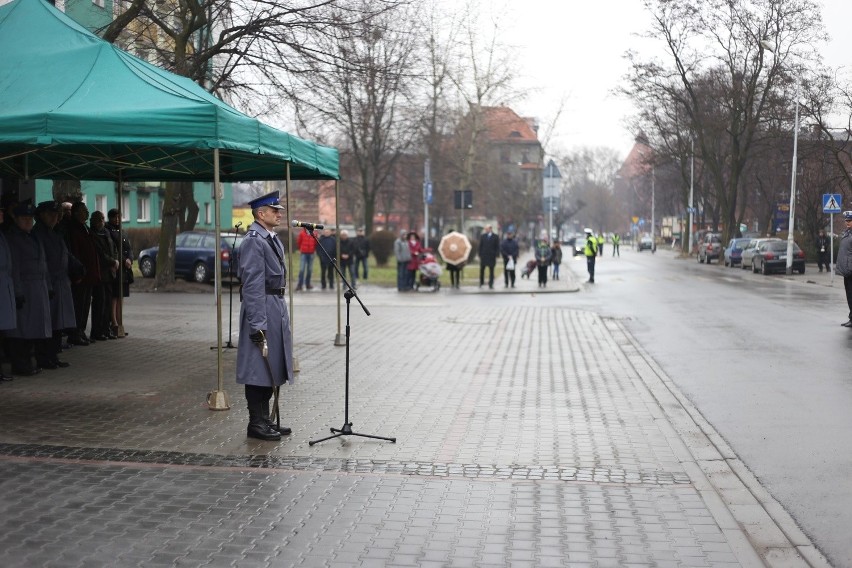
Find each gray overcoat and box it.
[236,222,293,387]
[0,231,16,331]
[5,225,51,339]
[33,223,76,331]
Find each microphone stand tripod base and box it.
[206,390,231,410]
[309,422,396,446]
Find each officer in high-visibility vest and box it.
[611,233,621,257]
[584,228,597,283]
[596,233,604,256]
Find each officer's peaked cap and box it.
[248,191,285,210]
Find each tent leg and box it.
[208,148,230,411]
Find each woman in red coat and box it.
[405,231,422,290]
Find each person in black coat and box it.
[816,229,831,273]
[338,229,356,288]
[478,224,500,289]
[500,231,520,288]
[89,211,119,340]
[317,228,337,290]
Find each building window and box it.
[95,194,108,214]
[205,203,212,224]
[121,195,130,222]
[137,195,150,223]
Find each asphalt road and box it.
[557,246,852,568]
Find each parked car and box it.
[638,235,654,251]
[751,240,806,274]
[138,231,243,283]
[697,233,722,263]
[723,237,752,267]
[740,237,781,271]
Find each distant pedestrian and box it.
[338,229,355,289]
[393,230,412,291]
[500,231,519,288]
[836,212,852,328]
[597,233,605,256]
[551,241,563,280]
[816,229,831,273]
[406,231,423,290]
[584,228,598,283]
[446,261,464,289]
[534,237,552,288]
[317,228,336,290]
[353,228,371,280]
[237,192,293,441]
[295,227,316,291]
[478,224,499,289]
[612,233,621,257]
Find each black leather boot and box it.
[247,401,281,441]
[262,401,292,436]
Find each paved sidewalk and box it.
[0,265,830,567]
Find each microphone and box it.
[291,220,324,231]
[234,221,243,229]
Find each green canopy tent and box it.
[0,0,340,409]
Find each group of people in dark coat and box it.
[0,198,132,379]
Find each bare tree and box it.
[558,147,622,234]
[290,0,421,235]
[623,0,825,243]
[100,0,401,285]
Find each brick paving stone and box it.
[0,294,796,567]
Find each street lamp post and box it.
[651,165,655,252]
[759,38,798,274]
[688,137,694,255]
[785,100,799,274]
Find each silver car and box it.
[740,237,782,271]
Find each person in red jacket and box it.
[295,227,317,291]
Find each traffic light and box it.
[454,190,472,210]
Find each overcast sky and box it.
[498,0,852,160]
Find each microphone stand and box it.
[212,223,241,350]
[307,226,396,446]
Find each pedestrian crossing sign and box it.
[823,194,842,213]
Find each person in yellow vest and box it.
[611,233,621,257]
[596,233,604,256]
[584,228,597,283]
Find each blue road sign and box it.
[424,182,433,205]
[823,194,842,213]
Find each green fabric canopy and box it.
[0,0,339,182]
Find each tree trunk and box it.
[178,182,198,231]
[155,182,181,286]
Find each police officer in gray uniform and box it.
[33,201,76,369]
[5,200,52,376]
[237,192,294,440]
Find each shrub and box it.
[126,228,160,254]
[371,229,396,267]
